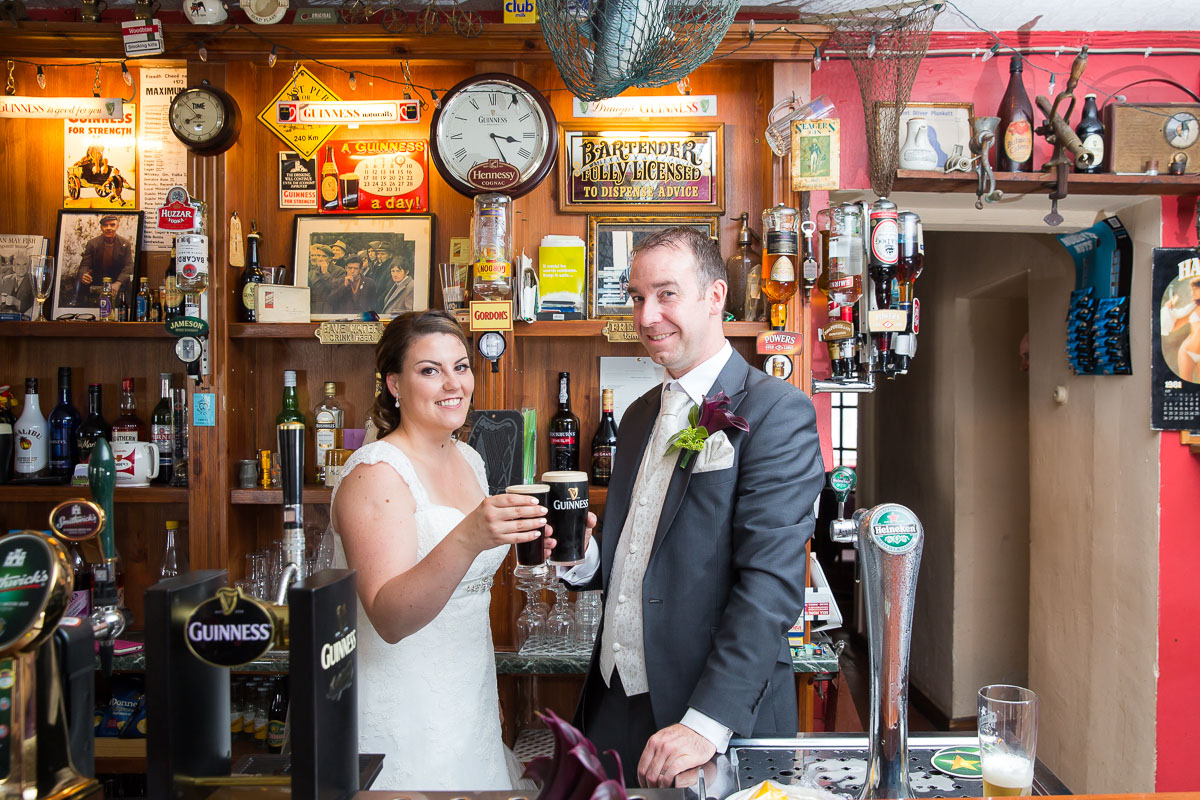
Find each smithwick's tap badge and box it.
[185,586,276,667]
[49,499,105,543]
[0,533,71,656]
[322,603,357,701]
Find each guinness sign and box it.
[184,586,276,667]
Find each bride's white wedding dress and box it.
[331,439,524,790]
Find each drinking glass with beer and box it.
[541,471,589,566]
[978,685,1038,796]
[506,483,549,576]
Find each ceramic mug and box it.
[113,441,161,487]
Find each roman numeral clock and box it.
[428,73,558,198]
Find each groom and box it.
[564,227,825,787]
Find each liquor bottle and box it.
[267,677,288,754]
[48,366,82,480]
[320,146,340,211]
[1075,93,1105,173]
[313,381,344,484]
[996,55,1035,172]
[238,223,265,323]
[165,240,184,321]
[760,204,800,330]
[0,395,13,484]
[14,378,49,479]
[159,520,187,578]
[135,277,152,322]
[548,372,580,471]
[112,377,145,443]
[724,213,760,321]
[590,388,618,486]
[76,383,112,470]
[867,197,899,373]
[99,277,115,322]
[254,683,270,746]
[151,286,164,322]
[276,370,306,425]
[115,287,129,322]
[471,193,514,300]
[893,212,924,375]
[151,373,173,484]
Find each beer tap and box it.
[87,438,131,676]
[828,466,856,542]
[828,501,925,800]
[275,421,306,604]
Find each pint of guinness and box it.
[542,470,588,565]
[506,483,549,575]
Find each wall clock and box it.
[429,73,557,199]
[168,80,242,156]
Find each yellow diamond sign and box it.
[257,66,342,160]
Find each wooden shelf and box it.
[0,485,188,504]
[231,485,333,504]
[893,169,1200,196]
[95,737,146,773]
[0,321,173,338]
[229,320,768,339]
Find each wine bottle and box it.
[267,677,288,754]
[238,223,265,323]
[48,366,82,480]
[277,370,306,425]
[548,372,580,471]
[14,378,49,479]
[0,395,14,484]
[996,55,1035,172]
[590,388,618,486]
[76,383,112,471]
[151,373,174,485]
[1075,93,1105,174]
[112,377,145,443]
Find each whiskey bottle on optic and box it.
[548,372,580,471]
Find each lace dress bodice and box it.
[331,439,517,790]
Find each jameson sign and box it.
[0,96,123,120]
[559,123,724,213]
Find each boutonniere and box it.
[665,392,749,469]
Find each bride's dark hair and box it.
[372,310,473,438]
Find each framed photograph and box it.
[293,214,433,320]
[559,122,724,214]
[875,102,975,170]
[51,210,143,320]
[0,235,48,320]
[587,215,719,318]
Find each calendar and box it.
[1151,247,1200,430]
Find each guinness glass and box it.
[506,483,549,575]
[338,172,360,210]
[542,470,588,566]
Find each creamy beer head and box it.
[541,471,589,566]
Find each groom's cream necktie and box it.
[600,387,691,694]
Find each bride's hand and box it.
[457,493,547,555]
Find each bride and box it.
[331,310,589,789]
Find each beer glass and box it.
[438,262,467,312]
[31,256,53,322]
[978,685,1038,797]
[506,483,549,576]
[542,470,588,566]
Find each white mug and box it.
[113,441,160,487]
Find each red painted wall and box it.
[813,33,1200,790]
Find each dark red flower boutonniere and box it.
[665,392,749,469]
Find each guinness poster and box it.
[1152,247,1200,430]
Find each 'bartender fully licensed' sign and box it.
[558,122,724,214]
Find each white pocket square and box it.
[693,430,735,473]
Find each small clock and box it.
[429,73,557,199]
[169,80,242,156]
[1164,111,1199,150]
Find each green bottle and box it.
[276,370,306,425]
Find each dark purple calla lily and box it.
[697,392,749,434]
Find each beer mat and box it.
[94,639,143,655]
[467,410,525,495]
[929,746,982,779]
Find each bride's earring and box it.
[394,397,400,408]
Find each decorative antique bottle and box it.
[724,213,760,321]
[238,223,265,323]
[1075,93,1105,173]
[996,55,1035,172]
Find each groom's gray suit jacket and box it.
[575,348,826,738]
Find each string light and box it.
[35,65,45,89]
[198,44,208,62]
[120,61,132,86]
[981,43,998,62]
[348,71,357,91]
[268,45,277,67]
[866,35,877,59]
[813,47,822,71]
[431,89,439,109]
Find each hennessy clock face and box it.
[169,82,242,156]
[429,73,557,199]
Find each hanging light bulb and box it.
[866,35,876,59]
[981,44,998,62]
[675,75,691,96]
[349,71,357,91]
[268,46,278,68]
[121,62,132,86]
[813,47,822,71]
[36,65,45,89]
[198,44,209,62]
[431,89,439,109]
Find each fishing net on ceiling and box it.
[793,0,942,197]
[538,0,740,101]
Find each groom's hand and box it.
[637,723,715,788]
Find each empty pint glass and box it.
[542,470,588,566]
[978,685,1038,796]
[507,483,549,576]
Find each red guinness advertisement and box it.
[317,139,429,214]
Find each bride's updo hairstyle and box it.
[372,310,473,437]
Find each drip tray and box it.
[729,735,1070,799]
